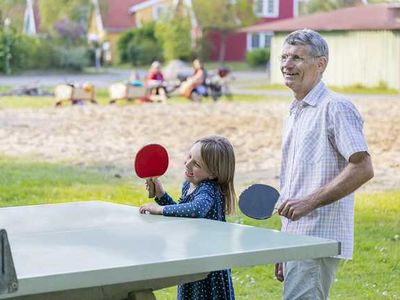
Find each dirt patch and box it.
[0,99,398,192]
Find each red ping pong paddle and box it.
[134,144,169,198]
[238,184,280,220]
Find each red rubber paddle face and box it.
[134,144,169,178]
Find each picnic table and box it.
[0,201,340,300]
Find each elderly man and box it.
[275,29,374,299]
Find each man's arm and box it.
[278,151,374,221]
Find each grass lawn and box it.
[1,157,398,299]
[0,89,286,109]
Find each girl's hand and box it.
[139,203,164,215]
[146,178,165,199]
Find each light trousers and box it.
[283,258,340,300]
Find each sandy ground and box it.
[0,98,399,193]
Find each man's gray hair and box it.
[284,29,329,62]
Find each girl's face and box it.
[184,143,214,186]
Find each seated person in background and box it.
[180,59,208,102]
[145,61,167,102]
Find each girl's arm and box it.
[155,192,177,206]
[139,181,186,215]
[149,178,177,205]
[163,185,215,218]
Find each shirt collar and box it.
[289,81,327,113]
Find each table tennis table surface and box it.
[0,201,340,299]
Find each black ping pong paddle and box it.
[238,184,280,220]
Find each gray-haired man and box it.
[275,29,374,299]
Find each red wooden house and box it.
[210,0,299,61]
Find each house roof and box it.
[242,3,400,33]
[99,0,137,32]
[129,0,159,14]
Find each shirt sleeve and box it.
[329,99,369,161]
[163,184,216,218]
[155,192,177,206]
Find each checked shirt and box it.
[279,81,369,259]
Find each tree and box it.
[154,7,192,62]
[0,0,25,30]
[192,0,256,63]
[38,0,91,35]
[118,22,163,66]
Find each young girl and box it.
[139,135,236,300]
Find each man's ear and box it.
[317,56,328,73]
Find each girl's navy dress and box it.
[155,180,235,300]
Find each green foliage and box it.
[38,0,91,35]
[118,22,163,66]
[191,36,212,62]
[192,0,256,62]
[0,0,25,31]
[246,48,270,67]
[0,28,16,74]
[54,46,90,71]
[155,16,192,62]
[192,0,256,31]
[0,30,90,73]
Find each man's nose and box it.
[281,59,294,68]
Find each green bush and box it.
[54,46,90,71]
[118,22,163,66]
[20,37,57,70]
[0,28,90,73]
[155,17,191,61]
[246,48,270,67]
[0,29,28,74]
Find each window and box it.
[152,4,168,20]
[247,32,273,50]
[264,34,272,48]
[254,0,263,15]
[251,34,260,49]
[254,0,279,18]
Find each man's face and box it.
[280,43,325,99]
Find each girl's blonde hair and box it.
[195,135,236,215]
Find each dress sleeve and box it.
[328,99,369,161]
[163,183,216,218]
[155,193,177,206]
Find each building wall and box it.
[107,32,122,64]
[278,0,298,19]
[209,31,247,62]
[270,30,400,90]
[88,12,105,41]
[133,0,172,26]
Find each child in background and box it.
[145,61,167,102]
[139,135,236,300]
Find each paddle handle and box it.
[147,179,156,198]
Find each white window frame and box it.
[246,32,274,51]
[293,0,299,17]
[254,0,279,18]
[152,4,168,20]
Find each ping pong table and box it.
[0,201,340,299]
